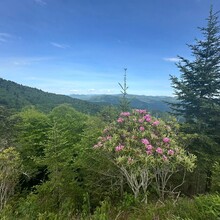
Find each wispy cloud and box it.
[70,88,114,95]
[0,56,55,66]
[163,57,180,62]
[34,0,47,6]
[50,42,70,49]
[0,33,12,43]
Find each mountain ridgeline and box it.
[70,94,177,112]
[0,78,101,114]
[0,77,176,114]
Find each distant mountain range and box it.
[0,77,176,114]
[70,94,177,112]
[0,78,101,114]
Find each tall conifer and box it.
[170,7,220,139]
[119,68,130,112]
[170,7,220,193]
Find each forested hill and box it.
[70,94,177,112]
[0,78,101,114]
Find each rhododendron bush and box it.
[94,110,196,201]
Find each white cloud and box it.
[70,89,80,93]
[70,88,114,95]
[0,56,55,66]
[163,57,180,62]
[0,33,12,43]
[50,42,70,49]
[34,0,47,6]
[86,89,116,94]
[88,89,96,93]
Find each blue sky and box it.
[0,0,219,96]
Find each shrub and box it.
[94,110,196,201]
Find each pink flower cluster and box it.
[152,120,160,126]
[146,145,153,151]
[138,118,144,123]
[115,144,124,152]
[117,117,124,123]
[146,150,152,155]
[135,109,147,114]
[141,138,150,145]
[141,139,154,155]
[163,137,170,143]
[95,110,178,165]
[120,112,131,117]
[168,149,174,155]
[144,114,151,122]
[163,155,168,161]
[156,147,163,154]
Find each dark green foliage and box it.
[170,7,220,139]
[211,161,220,193]
[76,116,123,208]
[14,107,50,176]
[169,7,220,194]
[88,194,220,220]
[0,78,101,114]
[0,106,17,148]
[97,106,120,123]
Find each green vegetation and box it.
[170,6,220,194]
[0,7,219,220]
[0,78,101,114]
[118,68,130,112]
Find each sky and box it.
[0,0,219,96]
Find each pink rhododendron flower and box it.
[144,115,151,122]
[146,145,153,150]
[152,120,160,126]
[117,117,124,123]
[146,150,152,155]
[141,138,150,145]
[163,155,168,161]
[135,109,147,114]
[168,149,174,155]
[139,126,145,131]
[115,144,124,152]
[120,112,131,117]
[156,147,163,154]
[146,117,151,122]
[163,137,170,143]
[138,119,144,123]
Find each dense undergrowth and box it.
[0,194,219,220]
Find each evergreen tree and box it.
[170,7,220,140]
[118,68,130,112]
[170,6,220,193]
